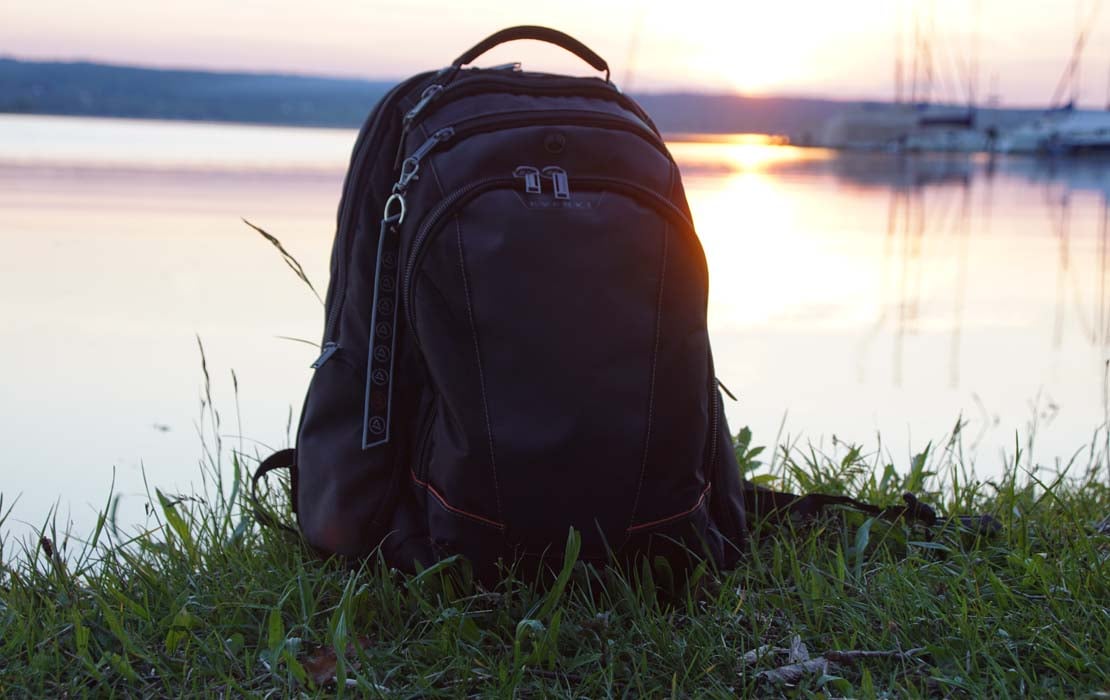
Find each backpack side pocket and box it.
[296,349,404,557]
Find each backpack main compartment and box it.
[290,29,749,576]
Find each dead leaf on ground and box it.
[755,657,830,684]
[787,635,810,662]
[300,637,374,688]
[739,644,780,667]
[740,635,810,668]
[745,641,926,685]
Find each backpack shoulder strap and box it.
[250,448,299,535]
[742,482,937,526]
[742,482,1001,535]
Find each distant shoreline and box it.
[0,57,905,137]
[0,109,358,132]
[0,57,1078,140]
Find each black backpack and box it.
[251,27,955,579]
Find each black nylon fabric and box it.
[277,30,750,577]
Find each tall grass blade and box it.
[242,218,323,304]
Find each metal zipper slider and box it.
[413,127,455,161]
[542,166,570,200]
[395,127,455,193]
[403,84,444,129]
[311,342,339,369]
[513,166,542,194]
[486,62,522,71]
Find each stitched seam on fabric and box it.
[411,470,505,530]
[626,221,669,530]
[627,484,712,533]
[456,217,506,523]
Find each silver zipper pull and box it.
[513,166,542,194]
[486,62,522,72]
[413,127,454,160]
[311,342,339,369]
[395,127,454,193]
[403,84,444,129]
[542,166,570,200]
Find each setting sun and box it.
[678,7,813,95]
[2,0,1108,104]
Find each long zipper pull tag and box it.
[363,214,403,449]
[513,166,542,194]
[542,166,570,199]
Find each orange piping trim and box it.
[411,470,505,530]
[626,484,711,533]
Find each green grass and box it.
[1,408,1108,697]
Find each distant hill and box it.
[0,57,863,135]
[0,58,395,128]
[633,93,850,139]
[0,58,1046,139]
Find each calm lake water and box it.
[2,114,1108,541]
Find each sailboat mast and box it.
[922,0,935,104]
[1050,0,1102,107]
[1073,0,1083,106]
[622,2,647,92]
[971,0,982,109]
[910,5,920,103]
[895,0,904,103]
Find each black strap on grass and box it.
[250,448,299,535]
[743,484,936,527]
[743,483,1002,536]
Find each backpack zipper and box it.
[393,105,668,200]
[320,110,675,364]
[541,166,571,199]
[413,402,438,482]
[323,71,436,348]
[400,172,695,351]
[405,109,670,167]
[402,73,658,136]
[311,341,339,369]
[513,166,542,193]
[708,375,722,478]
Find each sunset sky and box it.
[3,0,1109,106]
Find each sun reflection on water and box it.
[1,119,1108,542]
[663,133,1109,471]
[667,133,828,175]
[668,135,878,330]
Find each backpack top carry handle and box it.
[452,25,611,82]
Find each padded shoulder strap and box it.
[250,448,299,535]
